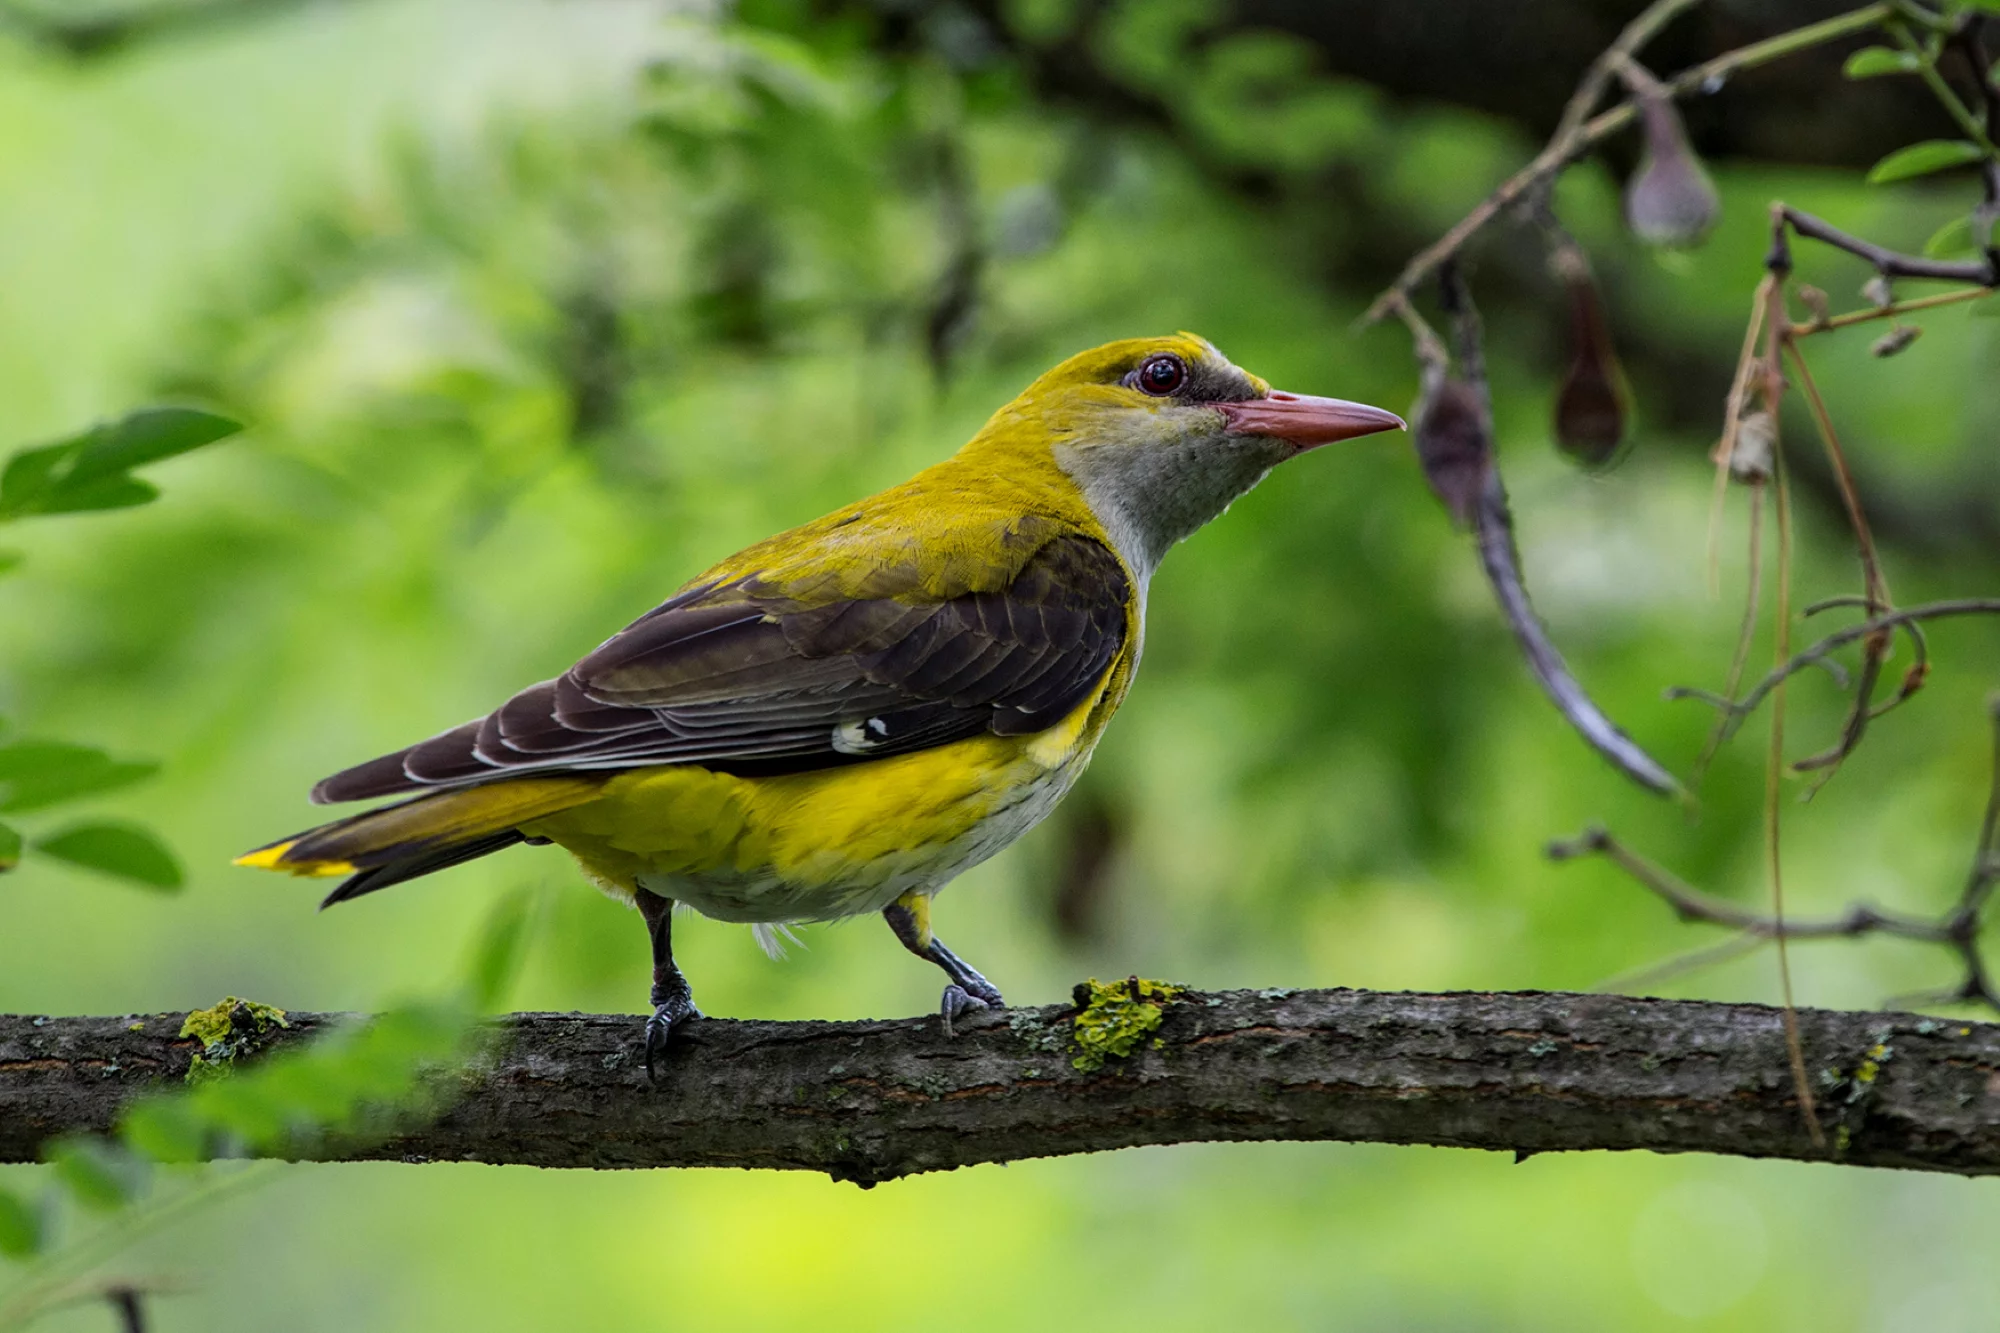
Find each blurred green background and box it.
[3,0,1999,1328]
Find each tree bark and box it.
[4,987,1997,1183]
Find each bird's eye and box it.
[1134,354,1188,397]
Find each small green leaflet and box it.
[1951,0,2000,15]
[0,741,158,814]
[0,821,19,873]
[0,548,21,577]
[1867,140,1988,185]
[1843,47,1919,78]
[35,822,183,891]
[0,1185,40,1257]
[0,407,240,520]
[46,1138,149,1212]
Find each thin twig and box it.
[1794,284,1996,334]
[1551,826,1947,940]
[1776,204,1998,285]
[1667,600,2000,739]
[1762,334,1825,1147]
[1591,930,1773,996]
[1705,277,1774,597]
[1553,700,2000,1014]
[1888,19,2000,160]
[1780,338,1893,788]
[1548,0,1704,162]
[1362,4,1896,324]
[1803,596,1931,725]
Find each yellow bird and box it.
[238,334,1402,1069]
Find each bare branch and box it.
[1555,697,2000,1013]
[1668,600,2000,747]
[5,993,2000,1180]
[1774,204,1999,285]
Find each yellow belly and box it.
[521,685,1104,925]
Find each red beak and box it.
[1217,391,1406,450]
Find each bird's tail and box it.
[235,776,603,908]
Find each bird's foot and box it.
[643,991,701,1082]
[940,976,1003,1038]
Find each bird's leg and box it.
[635,885,699,1079]
[883,890,1003,1035]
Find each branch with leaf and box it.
[0,408,239,889]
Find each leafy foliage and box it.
[0,409,238,889]
[0,408,238,521]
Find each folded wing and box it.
[312,532,1129,804]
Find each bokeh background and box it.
[3,0,2000,1328]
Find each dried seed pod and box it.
[1729,409,1775,483]
[1796,284,1831,328]
[1414,377,1493,529]
[1624,96,1720,248]
[1871,324,1922,358]
[1552,269,1630,470]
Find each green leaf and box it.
[0,407,240,519]
[62,408,241,490]
[1843,47,1919,78]
[0,821,19,873]
[1926,215,1976,257]
[0,742,158,814]
[1868,140,1988,184]
[35,822,183,890]
[0,548,22,576]
[46,1138,147,1212]
[1955,0,2000,14]
[0,1185,40,1257]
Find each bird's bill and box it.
[1217,392,1406,450]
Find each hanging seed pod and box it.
[1414,376,1494,529]
[1552,265,1630,470]
[1624,94,1720,248]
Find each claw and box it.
[940,980,1001,1038]
[643,995,700,1082]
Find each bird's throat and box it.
[1054,435,1289,578]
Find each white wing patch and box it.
[830,716,890,756]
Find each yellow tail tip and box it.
[233,841,354,878]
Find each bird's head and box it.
[971,333,1403,575]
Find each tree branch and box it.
[5,990,1999,1182]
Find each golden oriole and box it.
[238,334,1402,1069]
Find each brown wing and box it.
[312,534,1129,804]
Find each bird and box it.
[236,334,1403,1072]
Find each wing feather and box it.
[311,532,1129,802]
